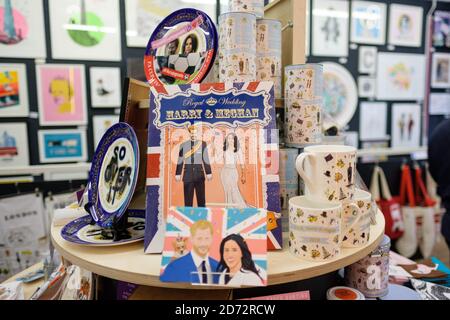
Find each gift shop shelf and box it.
[50,210,384,290]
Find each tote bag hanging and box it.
[370,165,404,239]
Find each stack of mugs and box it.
[218,0,282,98]
[288,145,374,262]
[279,148,299,230]
[284,64,323,147]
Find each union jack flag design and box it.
[161,206,267,283]
[145,81,282,253]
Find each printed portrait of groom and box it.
[175,125,212,207]
[160,220,219,284]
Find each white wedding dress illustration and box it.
[220,148,247,209]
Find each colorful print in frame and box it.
[145,82,282,253]
[0,63,29,117]
[0,122,29,167]
[350,1,386,45]
[38,129,87,163]
[48,0,121,61]
[36,64,87,126]
[388,4,423,48]
[0,0,46,58]
[160,207,267,287]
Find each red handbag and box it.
[370,165,404,239]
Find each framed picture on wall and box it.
[125,0,218,48]
[358,46,377,74]
[433,11,450,48]
[388,4,423,48]
[391,104,421,149]
[350,1,386,45]
[431,53,450,89]
[36,64,88,126]
[38,129,87,163]
[358,76,376,98]
[0,63,29,117]
[376,53,425,101]
[0,122,29,167]
[0,0,47,58]
[48,0,121,61]
[89,67,122,108]
[92,115,119,148]
[359,102,387,141]
[312,0,349,57]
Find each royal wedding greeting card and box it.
[160,207,267,287]
[144,82,282,253]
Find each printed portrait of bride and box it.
[165,124,260,210]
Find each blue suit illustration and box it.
[160,252,219,284]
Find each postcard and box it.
[144,82,282,253]
[159,207,267,287]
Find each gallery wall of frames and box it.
[0,0,449,174]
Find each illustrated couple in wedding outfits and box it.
[160,220,265,286]
[175,125,248,209]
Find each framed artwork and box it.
[92,115,119,148]
[358,46,377,74]
[36,64,87,126]
[48,0,121,61]
[0,63,28,117]
[125,0,217,48]
[350,1,386,45]
[145,81,282,253]
[312,0,349,57]
[0,122,29,167]
[0,0,46,58]
[391,104,421,149]
[433,11,450,48]
[376,53,425,101]
[360,141,388,163]
[322,62,358,129]
[359,102,387,141]
[159,207,267,287]
[358,76,376,98]
[429,93,450,115]
[38,129,87,163]
[431,53,450,89]
[388,4,423,48]
[90,67,122,107]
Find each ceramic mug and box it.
[342,189,373,248]
[296,145,357,203]
[288,196,361,262]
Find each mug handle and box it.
[339,203,362,245]
[295,152,315,194]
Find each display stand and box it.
[50,210,384,297]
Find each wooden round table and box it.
[51,210,385,290]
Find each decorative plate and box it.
[321,62,358,129]
[144,8,217,87]
[88,122,139,228]
[61,210,145,246]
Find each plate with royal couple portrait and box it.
[159,207,268,288]
[144,8,218,87]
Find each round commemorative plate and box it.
[88,122,139,228]
[61,210,145,246]
[144,8,218,87]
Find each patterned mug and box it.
[342,189,373,248]
[288,196,361,262]
[296,145,357,203]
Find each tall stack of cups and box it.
[284,64,323,147]
[218,12,257,83]
[219,0,282,92]
[256,19,282,98]
[288,145,375,262]
[279,148,299,230]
